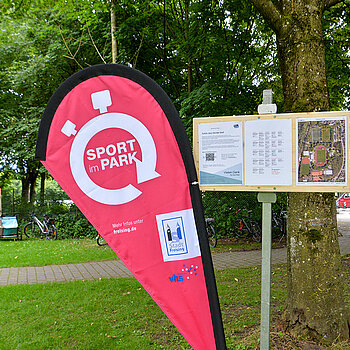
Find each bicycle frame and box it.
[232,208,261,242]
[24,213,57,240]
[33,215,48,235]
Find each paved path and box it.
[0,249,288,286]
[1,209,350,287]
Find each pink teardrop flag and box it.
[35,64,226,349]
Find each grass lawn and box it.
[0,266,284,350]
[0,239,117,268]
[0,238,284,269]
[1,239,349,349]
[212,238,285,254]
[0,264,349,349]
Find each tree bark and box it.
[29,170,38,203]
[183,0,193,93]
[251,0,349,342]
[276,2,329,112]
[285,192,349,341]
[40,172,45,202]
[110,0,117,63]
[21,170,38,203]
[21,177,30,203]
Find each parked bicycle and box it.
[23,212,57,240]
[272,206,287,242]
[96,234,108,246]
[205,218,217,248]
[232,208,261,242]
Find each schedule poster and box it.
[198,121,243,185]
[244,119,293,186]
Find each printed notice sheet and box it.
[244,119,293,186]
[198,121,243,185]
[296,116,347,186]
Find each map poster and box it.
[296,116,347,186]
[244,119,293,186]
[198,121,243,185]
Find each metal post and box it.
[257,90,278,350]
[258,193,276,350]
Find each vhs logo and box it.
[156,209,201,262]
[169,264,199,283]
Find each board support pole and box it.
[257,89,278,350]
[258,192,276,350]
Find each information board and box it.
[198,121,243,185]
[193,111,350,192]
[244,119,293,186]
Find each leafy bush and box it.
[12,199,98,239]
[2,180,286,240]
[54,211,97,239]
[202,191,262,238]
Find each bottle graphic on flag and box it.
[176,222,182,239]
[35,64,226,349]
[167,224,173,241]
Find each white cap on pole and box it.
[258,90,277,114]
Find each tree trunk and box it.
[110,0,117,63]
[275,1,330,112]
[21,177,30,203]
[40,172,46,202]
[21,170,38,203]
[29,170,38,203]
[251,0,349,342]
[285,192,349,341]
[183,0,193,94]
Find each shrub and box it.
[54,211,97,239]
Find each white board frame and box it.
[193,111,350,192]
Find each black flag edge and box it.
[35,63,226,349]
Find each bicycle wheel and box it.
[207,224,217,248]
[46,225,57,240]
[249,221,261,242]
[23,222,41,239]
[97,234,108,246]
[234,219,250,239]
[272,216,284,240]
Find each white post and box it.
[258,192,276,350]
[258,90,277,350]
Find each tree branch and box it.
[58,26,84,69]
[322,0,343,10]
[87,27,106,64]
[249,0,283,34]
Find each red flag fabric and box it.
[35,64,226,349]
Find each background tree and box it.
[1,0,280,202]
[0,6,106,202]
[2,1,350,343]
[250,0,350,342]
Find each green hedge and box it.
[54,211,97,239]
[201,191,262,238]
[15,202,97,240]
[3,186,286,240]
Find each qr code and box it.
[206,153,215,161]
